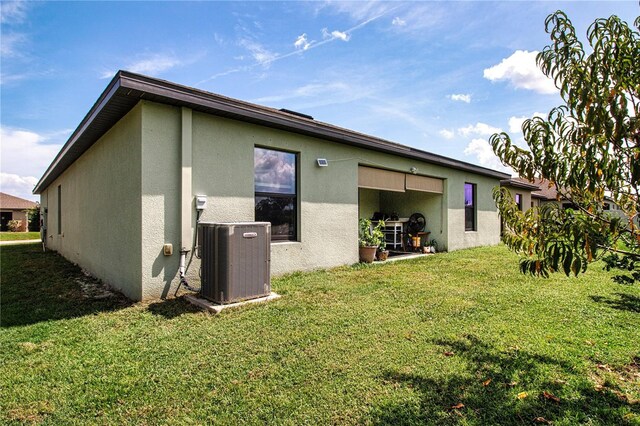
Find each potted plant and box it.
[377,238,389,261]
[359,218,384,263]
[427,239,438,254]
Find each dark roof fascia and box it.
[118,72,509,179]
[34,71,509,193]
[500,179,540,191]
[33,75,122,194]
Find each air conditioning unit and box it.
[198,222,271,304]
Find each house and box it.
[0,192,37,232]
[33,71,510,301]
[499,178,541,212]
[501,177,627,219]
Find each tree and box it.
[490,11,639,282]
[26,204,40,232]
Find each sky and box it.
[1,1,638,201]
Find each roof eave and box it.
[34,71,510,193]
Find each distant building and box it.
[501,177,626,216]
[0,192,37,232]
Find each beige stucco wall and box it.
[1,210,29,231]
[140,102,182,300]
[39,99,505,301]
[503,186,533,212]
[40,104,143,300]
[134,102,503,300]
[446,174,502,251]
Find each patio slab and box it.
[184,292,281,314]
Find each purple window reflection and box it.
[465,183,476,231]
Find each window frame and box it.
[464,182,477,232]
[57,184,62,235]
[515,193,523,211]
[254,146,299,242]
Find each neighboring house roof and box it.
[0,192,37,210]
[34,71,510,194]
[501,177,559,200]
[531,179,560,201]
[500,177,541,191]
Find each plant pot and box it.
[359,246,377,263]
[422,246,430,254]
[377,250,389,261]
[429,246,436,254]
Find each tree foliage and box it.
[491,11,640,282]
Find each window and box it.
[515,193,523,211]
[464,183,476,231]
[254,147,297,241]
[603,202,611,211]
[57,184,62,235]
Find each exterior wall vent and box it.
[279,108,314,120]
[198,222,271,304]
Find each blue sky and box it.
[1,1,637,201]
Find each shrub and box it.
[8,220,23,232]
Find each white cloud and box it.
[458,122,502,137]
[0,173,38,201]
[294,33,311,51]
[0,127,68,179]
[464,138,512,174]
[508,112,545,133]
[0,0,29,24]
[439,129,455,139]
[239,39,277,66]
[392,17,406,26]
[1,32,26,58]
[483,50,557,95]
[100,54,183,79]
[448,93,471,103]
[322,28,351,42]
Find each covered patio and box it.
[357,166,445,254]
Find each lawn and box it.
[0,232,40,241]
[1,244,638,425]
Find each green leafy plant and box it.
[359,218,385,248]
[490,11,639,281]
[26,205,40,232]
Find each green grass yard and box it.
[1,244,638,425]
[0,232,40,241]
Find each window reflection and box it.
[254,147,297,241]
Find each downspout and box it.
[178,107,199,292]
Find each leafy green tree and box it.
[490,11,639,282]
[26,204,40,232]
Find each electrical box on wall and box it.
[196,195,207,210]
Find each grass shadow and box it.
[590,293,640,313]
[369,334,638,425]
[1,244,133,327]
[147,296,203,319]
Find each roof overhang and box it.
[34,71,510,194]
[499,178,541,191]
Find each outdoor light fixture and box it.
[410,167,418,174]
[317,158,328,167]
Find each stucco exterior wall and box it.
[133,103,501,297]
[446,173,501,251]
[40,104,143,299]
[503,186,533,212]
[1,210,29,231]
[140,102,182,300]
